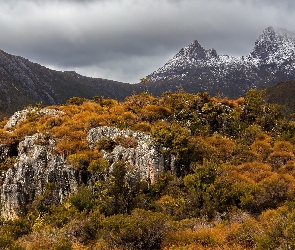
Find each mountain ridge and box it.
[0,49,136,118]
[1,27,295,118]
[146,26,295,97]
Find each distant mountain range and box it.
[146,27,295,97]
[1,26,295,118]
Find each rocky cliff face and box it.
[0,133,81,220]
[0,123,171,220]
[87,126,173,182]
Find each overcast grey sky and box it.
[0,0,294,83]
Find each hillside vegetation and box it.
[266,80,295,117]
[1,90,295,249]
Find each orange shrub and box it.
[206,135,236,162]
[217,97,244,110]
[100,98,118,107]
[258,173,295,208]
[163,226,226,249]
[132,122,151,132]
[273,140,294,153]
[232,147,260,165]
[255,132,271,142]
[250,140,272,161]
[278,160,295,176]
[55,137,88,157]
[12,122,38,139]
[142,105,172,121]
[268,151,295,170]
[80,101,103,113]
[0,118,8,128]
[234,162,273,182]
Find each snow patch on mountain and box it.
[148,27,295,85]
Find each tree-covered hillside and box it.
[1,90,295,249]
[266,80,295,117]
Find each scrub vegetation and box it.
[1,89,295,249]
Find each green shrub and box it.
[68,187,96,213]
[88,158,110,173]
[2,217,32,240]
[0,234,16,249]
[256,205,295,250]
[0,156,17,170]
[67,153,90,169]
[102,209,169,250]
[66,97,87,106]
[96,138,116,151]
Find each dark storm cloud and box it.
[0,0,295,82]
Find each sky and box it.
[0,0,295,83]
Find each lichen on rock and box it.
[4,107,65,129]
[87,126,167,181]
[0,133,81,220]
[0,126,173,220]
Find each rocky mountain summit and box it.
[147,27,295,97]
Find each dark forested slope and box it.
[266,80,295,117]
[0,49,136,118]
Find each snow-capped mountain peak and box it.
[147,27,295,98]
[251,27,295,65]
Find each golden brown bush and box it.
[162,226,226,249]
[234,162,273,182]
[19,228,72,250]
[258,173,295,207]
[250,140,272,161]
[278,160,295,176]
[206,135,236,162]
[132,122,151,132]
[268,151,295,170]
[1,90,295,249]
[273,140,295,153]
[226,218,260,249]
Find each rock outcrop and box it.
[0,133,81,220]
[0,126,171,220]
[4,107,65,129]
[87,126,171,181]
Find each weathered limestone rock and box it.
[4,108,65,129]
[0,144,11,162]
[4,109,31,129]
[0,126,172,220]
[87,126,171,181]
[0,134,82,220]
